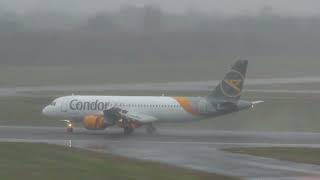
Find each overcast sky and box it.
[0,0,319,15]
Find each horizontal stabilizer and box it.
[251,100,264,108]
[251,100,264,105]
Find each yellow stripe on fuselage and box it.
[172,97,199,116]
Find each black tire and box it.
[124,127,134,135]
[67,127,73,133]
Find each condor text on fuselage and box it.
[70,99,111,111]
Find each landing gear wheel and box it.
[146,124,156,134]
[124,127,134,135]
[67,126,73,133]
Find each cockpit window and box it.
[50,102,56,106]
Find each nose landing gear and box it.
[67,123,73,133]
[61,120,74,133]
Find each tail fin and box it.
[208,59,248,102]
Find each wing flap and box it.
[103,107,157,123]
[120,112,158,123]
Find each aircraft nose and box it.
[42,106,48,115]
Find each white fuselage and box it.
[42,95,204,123]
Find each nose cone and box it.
[42,106,49,116]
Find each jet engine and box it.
[83,115,109,130]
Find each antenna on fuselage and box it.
[161,88,167,96]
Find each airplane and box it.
[42,60,263,135]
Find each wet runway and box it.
[1,126,320,179]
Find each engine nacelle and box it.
[83,115,108,130]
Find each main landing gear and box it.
[124,127,134,135]
[122,119,140,135]
[146,123,156,134]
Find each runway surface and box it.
[1,126,320,179]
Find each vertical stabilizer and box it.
[208,60,248,102]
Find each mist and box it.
[0,1,320,65]
[1,0,320,15]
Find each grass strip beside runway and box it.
[0,142,237,180]
[224,147,320,165]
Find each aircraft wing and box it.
[103,108,158,123]
[120,112,158,123]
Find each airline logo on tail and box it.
[220,70,244,97]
